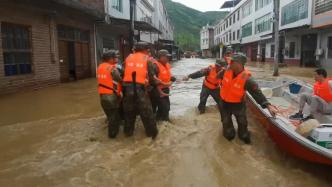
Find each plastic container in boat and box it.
[289,83,302,94]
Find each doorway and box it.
[68,42,76,81]
[301,34,317,67]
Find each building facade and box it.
[0,0,100,94]
[214,0,332,68]
[200,24,215,57]
[0,0,174,95]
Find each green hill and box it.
[164,0,228,51]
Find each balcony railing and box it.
[315,0,332,15]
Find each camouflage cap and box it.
[225,47,233,53]
[215,58,227,67]
[102,50,118,61]
[231,53,247,65]
[134,42,150,51]
[158,49,171,57]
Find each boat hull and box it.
[246,97,332,165]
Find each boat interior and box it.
[251,77,332,153]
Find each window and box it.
[237,29,240,40]
[271,44,275,58]
[233,32,235,41]
[230,17,232,26]
[229,32,232,41]
[237,11,240,20]
[226,34,228,42]
[242,0,253,18]
[1,23,32,76]
[233,14,236,24]
[289,42,295,58]
[241,22,252,38]
[255,0,272,11]
[58,25,89,42]
[112,0,123,12]
[328,37,332,58]
[255,13,272,34]
[281,0,308,26]
[315,0,332,15]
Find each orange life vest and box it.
[314,78,332,102]
[156,61,171,89]
[123,52,148,85]
[97,63,122,95]
[220,69,251,103]
[204,65,220,90]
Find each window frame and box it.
[1,22,33,77]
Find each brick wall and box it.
[0,2,97,95]
[0,3,60,95]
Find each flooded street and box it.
[0,58,331,187]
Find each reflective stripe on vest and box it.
[204,65,220,90]
[314,78,332,102]
[156,61,171,89]
[123,52,148,85]
[97,63,122,95]
[220,69,251,103]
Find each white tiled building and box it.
[200,24,214,57]
[214,0,332,67]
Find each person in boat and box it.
[152,49,177,121]
[217,53,278,144]
[182,59,227,114]
[97,50,123,138]
[290,68,332,121]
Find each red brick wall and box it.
[0,3,60,95]
[0,2,97,95]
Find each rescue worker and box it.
[218,53,278,144]
[147,52,160,114]
[122,42,158,139]
[183,59,227,114]
[224,47,233,65]
[97,50,122,138]
[290,68,332,121]
[153,49,176,121]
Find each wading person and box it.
[218,53,278,144]
[290,68,332,121]
[97,50,122,138]
[122,42,158,139]
[183,59,226,114]
[224,47,233,65]
[153,49,176,121]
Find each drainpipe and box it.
[273,0,280,76]
[129,0,137,51]
[94,23,98,76]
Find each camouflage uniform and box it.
[100,67,123,138]
[217,54,270,143]
[188,63,224,113]
[122,59,158,138]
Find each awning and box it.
[220,0,242,9]
[51,0,104,19]
[109,17,162,34]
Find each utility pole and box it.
[273,0,279,76]
[129,0,136,51]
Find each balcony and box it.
[141,16,153,24]
[141,0,154,11]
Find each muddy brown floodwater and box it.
[0,58,331,187]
